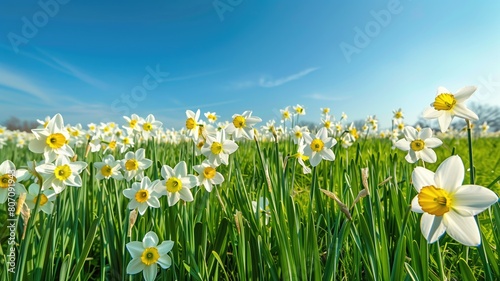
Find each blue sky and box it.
[1,0,499,130]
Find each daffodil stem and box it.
[466,119,493,281]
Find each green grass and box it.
[1,135,499,280]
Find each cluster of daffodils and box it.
[394,86,499,246]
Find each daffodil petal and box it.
[424,137,442,148]
[437,86,450,95]
[403,126,418,140]
[126,241,144,258]
[157,240,174,255]
[443,211,481,246]
[143,231,159,248]
[419,128,432,140]
[452,185,498,216]
[412,167,435,192]
[420,213,446,243]
[126,257,145,274]
[453,103,479,121]
[437,113,453,133]
[423,107,442,119]
[411,195,423,213]
[394,139,410,151]
[142,264,158,281]
[158,254,172,269]
[405,150,418,163]
[419,148,437,163]
[454,86,476,102]
[434,155,463,193]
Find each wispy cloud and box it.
[259,67,319,88]
[164,69,226,82]
[231,67,319,90]
[303,93,350,101]
[33,48,109,90]
[0,66,52,104]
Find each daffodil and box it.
[193,160,224,192]
[423,86,479,133]
[155,161,198,206]
[185,109,201,141]
[121,148,152,181]
[303,128,337,167]
[280,106,292,122]
[395,126,442,163]
[411,155,498,246]
[293,104,306,116]
[123,177,161,215]
[201,130,238,166]
[0,160,29,203]
[291,125,308,145]
[94,154,124,180]
[393,108,404,120]
[123,114,143,133]
[204,111,219,123]
[293,141,311,174]
[29,113,75,163]
[25,183,57,214]
[225,111,262,141]
[36,156,88,194]
[126,231,174,281]
[139,114,163,139]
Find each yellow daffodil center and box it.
[125,159,139,171]
[310,139,324,152]
[433,93,457,111]
[33,194,48,206]
[324,121,331,129]
[350,128,359,139]
[282,111,290,120]
[394,111,403,119]
[186,118,196,129]
[397,123,404,131]
[54,165,72,181]
[134,189,149,203]
[418,185,452,216]
[410,139,425,151]
[123,137,130,145]
[0,174,15,188]
[71,130,80,137]
[129,119,137,128]
[101,165,113,177]
[197,141,204,150]
[108,141,117,150]
[140,247,160,266]
[295,107,304,114]
[211,142,223,154]
[166,177,182,193]
[322,108,330,114]
[203,167,216,179]
[208,114,217,122]
[143,122,152,131]
[46,133,66,149]
[295,131,302,138]
[233,116,246,128]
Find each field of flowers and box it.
[1,86,499,281]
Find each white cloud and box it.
[231,67,319,90]
[259,67,319,88]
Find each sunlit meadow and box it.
[1,87,499,281]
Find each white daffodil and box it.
[185,109,201,141]
[193,160,224,192]
[294,141,311,174]
[303,128,337,167]
[411,155,498,246]
[25,183,57,214]
[123,114,143,133]
[121,148,152,181]
[126,231,174,281]
[280,106,292,122]
[36,156,88,194]
[293,104,306,116]
[155,161,198,206]
[204,111,219,123]
[291,125,308,145]
[29,113,75,163]
[123,177,161,215]
[139,114,162,139]
[202,130,238,166]
[423,86,479,133]
[0,160,29,203]
[393,108,404,120]
[94,154,123,180]
[225,111,262,141]
[395,126,443,164]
